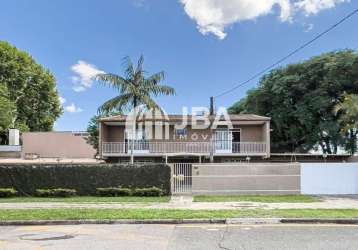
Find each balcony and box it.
[102,141,267,156]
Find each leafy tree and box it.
[0,41,62,135]
[335,94,358,155]
[95,55,175,113]
[0,84,15,144]
[229,50,358,154]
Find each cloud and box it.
[295,0,349,15]
[303,22,314,32]
[133,0,146,8]
[71,60,105,92]
[64,103,83,113]
[180,0,349,39]
[59,96,66,105]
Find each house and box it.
[99,113,271,163]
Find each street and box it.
[0,224,358,249]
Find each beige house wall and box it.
[102,125,125,142]
[100,124,266,143]
[238,125,263,142]
[22,132,96,159]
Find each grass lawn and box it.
[0,209,357,220]
[193,195,320,203]
[0,196,171,203]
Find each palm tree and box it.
[95,55,175,113]
[95,55,175,163]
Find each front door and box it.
[232,129,241,153]
[215,130,232,153]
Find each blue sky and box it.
[0,0,357,131]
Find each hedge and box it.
[0,164,171,196]
[0,188,17,198]
[35,188,77,197]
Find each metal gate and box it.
[172,163,192,194]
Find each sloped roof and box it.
[100,114,270,122]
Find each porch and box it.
[101,141,268,156]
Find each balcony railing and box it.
[102,141,267,155]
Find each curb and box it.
[0,219,226,226]
[1,218,358,226]
[280,218,358,225]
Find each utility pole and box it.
[210,96,215,115]
[210,96,215,163]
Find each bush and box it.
[96,187,132,197]
[35,188,77,197]
[52,188,77,197]
[35,189,53,197]
[0,188,17,198]
[133,187,163,197]
[0,164,171,196]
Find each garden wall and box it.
[0,164,171,196]
[191,163,300,195]
[301,163,358,195]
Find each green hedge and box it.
[35,188,77,197]
[0,188,17,198]
[96,187,132,197]
[0,164,171,196]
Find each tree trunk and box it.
[130,98,138,165]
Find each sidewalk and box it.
[0,196,358,210]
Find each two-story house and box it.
[99,113,270,163]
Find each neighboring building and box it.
[0,129,21,158]
[99,114,271,163]
[22,132,96,159]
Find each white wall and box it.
[301,163,358,195]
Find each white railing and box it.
[102,141,267,155]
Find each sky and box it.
[0,0,357,131]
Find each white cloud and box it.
[303,22,314,32]
[59,96,66,105]
[64,103,83,113]
[180,0,349,39]
[295,0,349,15]
[133,0,146,8]
[71,60,105,92]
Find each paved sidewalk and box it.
[1,196,358,210]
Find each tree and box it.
[95,55,175,113]
[0,41,62,135]
[335,94,358,155]
[229,50,358,154]
[95,55,175,163]
[0,84,15,144]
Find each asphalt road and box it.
[0,223,358,250]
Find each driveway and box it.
[0,224,358,249]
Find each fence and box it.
[172,163,192,194]
[301,163,358,195]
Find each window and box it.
[175,128,187,137]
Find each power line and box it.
[214,7,358,99]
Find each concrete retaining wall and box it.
[301,163,358,195]
[192,163,300,195]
